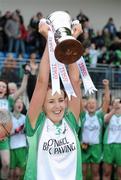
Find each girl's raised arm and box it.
[28,23,50,128]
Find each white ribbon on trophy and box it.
[41,20,76,99]
[39,18,61,95]
[48,31,61,95]
[58,62,76,100]
[47,31,76,99]
[76,56,97,94]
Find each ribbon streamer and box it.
[77,56,97,94]
[45,19,76,99]
[48,31,60,95]
[58,62,77,100]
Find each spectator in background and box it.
[15,13,27,57]
[91,30,105,49]
[76,10,91,45]
[82,31,91,49]
[0,11,12,51]
[83,20,94,40]
[1,53,19,83]
[117,26,121,39]
[102,28,112,48]
[83,47,91,65]
[15,9,24,25]
[89,43,100,68]
[109,35,121,51]
[4,12,20,54]
[103,17,117,40]
[29,52,39,75]
[8,82,18,95]
[76,10,89,25]
[28,12,46,57]
[25,25,37,54]
[0,11,4,51]
[22,52,39,102]
[29,12,43,30]
[97,46,108,65]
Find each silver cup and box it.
[47,11,83,64]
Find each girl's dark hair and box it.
[0,79,9,97]
[112,97,121,104]
[48,78,67,98]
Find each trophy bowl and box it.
[0,110,12,141]
[47,11,83,64]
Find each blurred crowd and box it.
[76,10,121,68]
[0,9,46,59]
[0,9,121,68]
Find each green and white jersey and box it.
[0,96,14,150]
[0,98,9,110]
[24,111,82,180]
[10,114,27,149]
[80,111,104,145]
[0,96,14,111]
[103,114,121,144]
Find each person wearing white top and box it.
[9,97,28,180]
[103,98,121,180]
[24,20,83,180]
[79,79,110,180]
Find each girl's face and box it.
[86,98,97,113]
[14,98,24,113]
[113,99,121,110]
[0,81,7,98]
[43,89,66,124]
[8,83,17,95]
